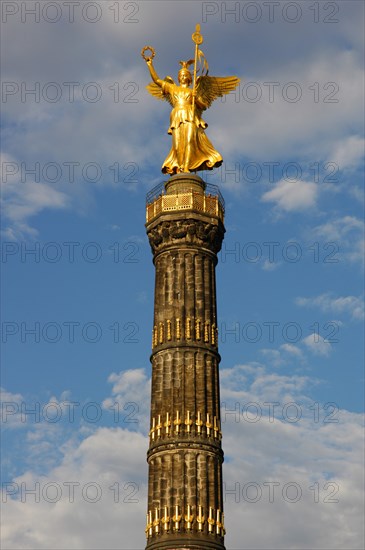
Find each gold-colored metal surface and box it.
[153,509,160,534]
[146,504,224,538]
[197,505,205,531]
[204,321,210,343]
[185,317,191,339]
[164,412,171,435]
[149,417,155,441]
[146,190,224,223]
[185,410,192,433]
[173,410,181,434]
[185,505,194,530]
[208,506,215,533]
[158,321,164,344]
[172,505,182,531]
[142,25,240,174]
[161,506,170,532]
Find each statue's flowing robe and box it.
[161,81,222,174]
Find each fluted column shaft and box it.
[145,174,225,550]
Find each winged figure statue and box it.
[142,28,240,175]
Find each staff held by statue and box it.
[191,23,204,114]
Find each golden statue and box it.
[142,25,240,175]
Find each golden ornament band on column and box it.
[185,410,192,433]
[149,410,222,440]
[145,505,224,537]
[176,317,181,339]
[156,414,162,438]
[172,505,182,531]
[211,323,217,345]
[216,509,222,535]
[146,510,153,537]
[153,508,160,534]
[204,321,210,342]
[206,412,212,436]
[208,506,215,533]
[184,504,194,530]
[159,322,164,344]
[173,410,181,434]
[213,415,220,439]
[186,317,192,339]
[152,317,218,347]
[164,412,171,435]
[161,506,170,532]
[196,410,203,434]
[197,505,205,531]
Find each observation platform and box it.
[146,175,225,224]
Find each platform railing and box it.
[146,182,225,223]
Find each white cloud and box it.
[310,216,364,264]
[1,5,363,235]
[2,364,364,549]
[1,3,364,547]
[329,135,365,172]
[1,428,147,550]
[260,343,304,367]
[1,153,70,239]
[221,364,313,404]
[103,368,151,433]
[216,49,364,170]
[262,258,282,271]
[280,343,304,358]
[261,179,318,212]
[105,368,150,401]
[2,9,364,179]
[312,215,363,241]
[296,293,364,321]
[0,388,24,428]
[260,348,286,367]
[302,333,332,357]
[220,364,364,549]
[223,410,364,549]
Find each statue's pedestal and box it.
[165,173,206,195]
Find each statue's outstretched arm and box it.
[146,60,163,88]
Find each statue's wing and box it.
[196,75,240,108]
[146,76,175,106]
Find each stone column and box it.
[145,174,226,550]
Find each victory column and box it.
[142,25,240,550]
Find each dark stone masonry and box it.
[145,173,226,550]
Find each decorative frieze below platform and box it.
[147,218,225,255]
[145,505,225,538]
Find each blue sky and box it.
[1,1,364,548]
